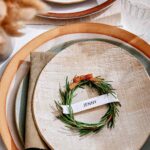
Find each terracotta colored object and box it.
[0,23,150,150]
[40,0,115,19]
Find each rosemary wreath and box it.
[55,74,121,136]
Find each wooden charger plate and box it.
[39,0,115,19]
[0,23,150,150]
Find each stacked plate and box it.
[39,0,115,19]
[0,23,150,150]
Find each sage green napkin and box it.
[25,52,55,149]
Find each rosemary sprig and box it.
[55,75,121,136]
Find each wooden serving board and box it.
[33,41,150,150]
[0,23,150,150]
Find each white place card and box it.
[61,93,119,114]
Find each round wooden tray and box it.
[0,23,150,150]
[39,0,115,19]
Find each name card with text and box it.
[61,94,119,114]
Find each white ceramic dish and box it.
[39,0,115,19]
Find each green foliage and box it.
[55,76,121,136]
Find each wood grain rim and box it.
[0,23,150,150]
[39,0,115,19]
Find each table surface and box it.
[0,0,121,76]
[0,0,149,149]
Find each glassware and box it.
[121,0,150,42]
[0,28,12,62]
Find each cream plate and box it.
[33,41,150,150]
